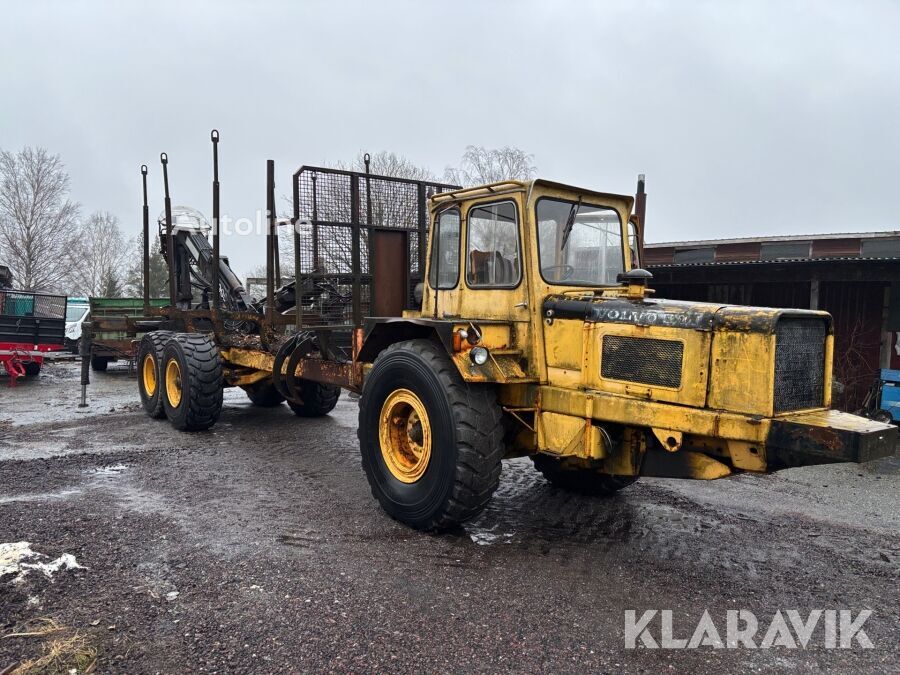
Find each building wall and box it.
[652,281,811,309]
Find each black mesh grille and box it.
[774,318,827,412]
[0,291,67,346]
[0,291,67,319]
[601,336,684,388]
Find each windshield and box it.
[66,306,88,322]
[536,198,625,286]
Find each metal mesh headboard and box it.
[292,165,458,328]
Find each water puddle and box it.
[0,488,83,505]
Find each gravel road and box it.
[1,362,898,673]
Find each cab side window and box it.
[466,201,520,288]
[428,209,460,289]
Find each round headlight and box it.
[470,346,489,366]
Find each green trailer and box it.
[84,297,168,371]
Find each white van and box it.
[65,298,90,353]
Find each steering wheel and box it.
[542,264,575,281]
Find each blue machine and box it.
[877,369,900,422]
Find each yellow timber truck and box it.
[128,131,895,531]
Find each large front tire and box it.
[137,331,174,419]
[532,454,637,496]
[161,334,223,431]
[358,339,504,531]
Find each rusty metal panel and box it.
[767,409,896,465]
[714,242,761,262]
[371,229,408,318]
[812,238,861,258]
[643,247,675,265]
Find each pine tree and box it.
[124,235,169,298]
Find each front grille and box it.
[773,318,827,413]
[601,335,683,388]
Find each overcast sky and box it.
[2,0,898,276]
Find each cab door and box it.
[424,197,529,324]
[422,196,533,378]
[455,197,529,323]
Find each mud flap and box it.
[767,409,896,468]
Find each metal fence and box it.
[291,165,458,328]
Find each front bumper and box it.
[766,409,897,467]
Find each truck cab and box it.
[379,179,897,483]
[419,180,635,386]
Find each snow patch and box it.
[0,541,85,584]
[85,464,129,476]
[466,527,515,546]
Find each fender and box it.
[357,318,454,363]
[358,318,532,385]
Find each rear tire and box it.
[358,339,504,531]
[287,380,339,417]
[91,356,109,372]
[532,454,637,496]
[23,361,41,376]
[243,380,285,407]
[161,334,223,431]
[137,331,174,419]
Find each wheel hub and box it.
[142,354,157,396]
[165,359,183,408]
[379,388,432,483]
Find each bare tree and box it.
[832,315,882,413]
[68,211,131,297]
[444,145,537,186]
[335,150,438,183]
[0,146,80,292]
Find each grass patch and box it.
[3,619,97,675]
[2,618,63,640]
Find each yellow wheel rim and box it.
[142,353,157,396]
[165,358,183,408]
[379,388,432,483]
